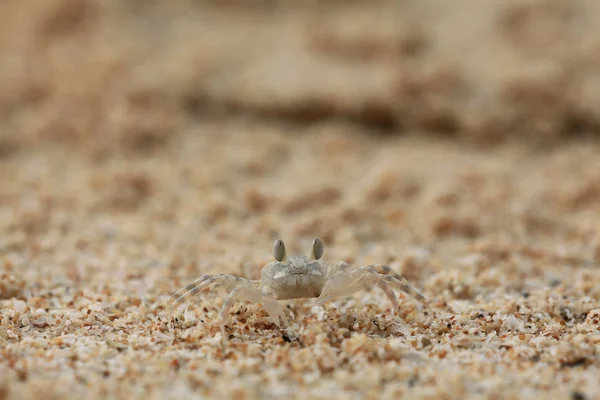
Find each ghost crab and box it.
[168,238,428,341]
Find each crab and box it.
[167,238,428,340]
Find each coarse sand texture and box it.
[1,1,600,399]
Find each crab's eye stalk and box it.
[273,239,287,262]
[310,237,324,260]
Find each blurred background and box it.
[2,0,600,301]
[3,0,600,150]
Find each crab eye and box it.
[273,239,286,262]
[312,237,324,260]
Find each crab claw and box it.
[315,293,329,305]
[316,272,352,305]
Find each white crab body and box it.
[261,256,328,300]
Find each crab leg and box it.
[219,284,262,341]
[167,274,214,308]
[316,265,427,308]
[261,285,290,327]
[370,265,429,305]
[167,274,260,309]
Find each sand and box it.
[1,1,600,399]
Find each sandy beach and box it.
[1,1,600,399]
